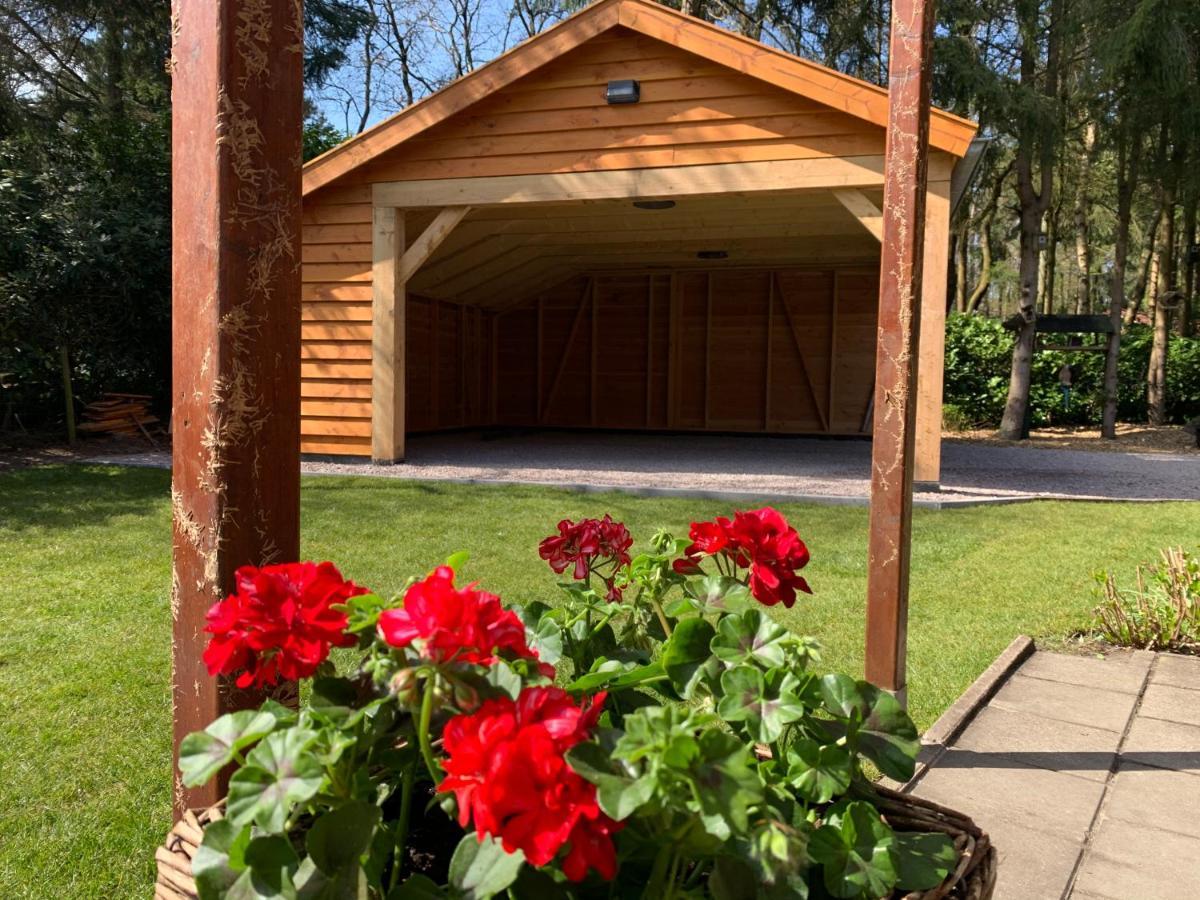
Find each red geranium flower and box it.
[378,567,552,676]
[440,686,619,880]
[539,515,633,601]
[673,507,812,608]
[203,561,366,689]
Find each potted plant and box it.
[157,507,995,899]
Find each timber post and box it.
[170,0,303,816]
[864,0,935,699]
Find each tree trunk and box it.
[59,343,76,444]
[966,210,993,311]
[1181,190,1196,336]
[1073,121,1097,314]
[1148,187,1177,425]
[1041,211,1058,314]
[1125,201,1164,324]
[953,231,967,311]
[1103,126,1139,438]
[998,0,1060,439]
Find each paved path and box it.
[906,649,1200,899]
[82,431,1200,506]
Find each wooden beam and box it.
[397,206,470,283]
[864,0,935,700]
[832,189,885,241]
[915,181,951,487]
[171,0,302,817]
[373,157,899,208]
[372,207,406,462]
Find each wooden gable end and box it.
[346,28,888,185]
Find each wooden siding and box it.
[300,199,493,455]
[354,28,887,184]
[495,266,878,435]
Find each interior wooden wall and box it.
[495,266,878,435]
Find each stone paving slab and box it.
[989,673,1137,733]
[904,647,1200,900]
[948,705,1120,782]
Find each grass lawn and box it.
[0,463,1194,897]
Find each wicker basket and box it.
[874,784,998,900]
[156,789,995,899]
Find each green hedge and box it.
[943,313,1200,428]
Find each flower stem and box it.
[388,760,416,891]
[418,679,441,786]
[650,597,673,637]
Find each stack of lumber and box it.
[78,392,159,440]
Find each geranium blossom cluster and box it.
[378,566,553,677]
[203,561,367,689]
[675,507,812,607]
[440,686,621,881]
[538,515,633,601]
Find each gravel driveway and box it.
[79,430,1198,506]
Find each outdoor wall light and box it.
[633,199,675,210]
[697,250,729,260]
[606,79,641,104]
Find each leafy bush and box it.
[180,508,960,899]
[1091,547,1200,652]
[943,314,1200,428]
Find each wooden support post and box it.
[864,0,935,699]
[764,274,774,429]
[645,276,654,426]
[170,0,302,816]
[704,273,712,429]
[915,180,951,488]
[372,207,406,462]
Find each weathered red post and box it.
[170,0,303,815]
[864,0,935,699]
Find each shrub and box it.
[943,314,1200,428]
[1091,547,1200,652]
[179,508,960,899]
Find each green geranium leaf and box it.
[787,738,853,804]
[386,873,445,899]
[598,772,656,821]
[180,704,293,789]
[444,550,470,573]
[748,819,812,891]
[307,800,381,875]
[858,685,920,783]
[708,857,759,900]
[819,674,870,720]
[712,609,792,669]
[662,617,716,697]
[242,834,300,899]
[340,592,390,633]
[688,729,763,840]
[568,659,663,692]
[686,575,752,613]
[893,831,957,891]
[448,833,524,900]
[227,729,324,833]
[193,819,251,899]
[717,665,806,743]
[809,801,897,899]
[526,614,563,666]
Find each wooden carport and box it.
[299,0,976,484]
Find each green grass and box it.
[0,463,1194,897]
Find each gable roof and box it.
[302,0,977,197]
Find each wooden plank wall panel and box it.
[354,27,885,184]
[301,194,374,455]
[497,265,878,436]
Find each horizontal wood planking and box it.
[357,30,885,184]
